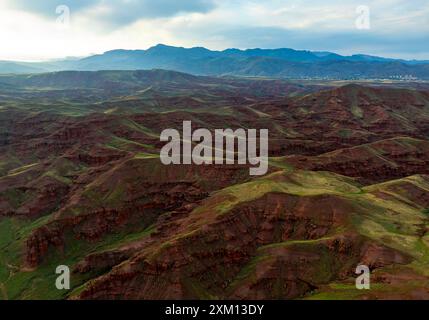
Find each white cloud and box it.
[0,0,427,61]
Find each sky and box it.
[0,0,428,61]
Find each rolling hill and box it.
[0,70,428,299]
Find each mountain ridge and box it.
[1,44,429,80]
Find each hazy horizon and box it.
[3,43,429,64]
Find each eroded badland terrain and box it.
[0,70,429,299]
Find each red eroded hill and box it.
[0,71,428,299]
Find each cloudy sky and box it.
[0,0,428,61]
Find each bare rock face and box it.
[74,249,133,274]
[25,226,65,268]
[72,192,411,300]
[23,159,252,268]
[360,243,412,269]
[284,137,429,184]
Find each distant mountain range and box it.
[1,44,429,80]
